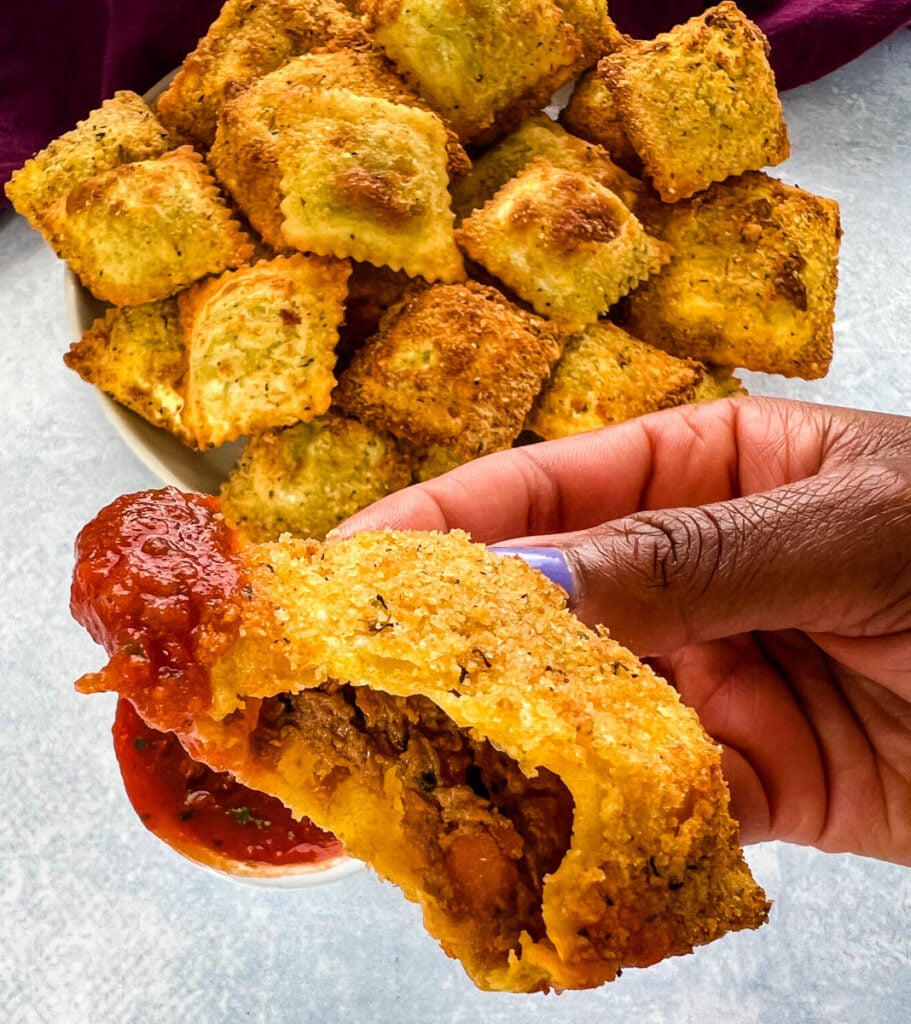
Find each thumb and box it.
[493,459,911,657]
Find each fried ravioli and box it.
[456,159,671,324]
[41,147,254,306]
[180,254,350,448]
[209,45,470,248]
[73,489,770,992]
[4,91,174,232]
[219,411,413,541]
[360,0,582,143]
[333,280,564,459]
[275,89,464,281]
[450,114,645,224]
[63,299,191,443]
[599,2,789,202]
[620,171,842,378]
[559,67,643,176]
[525,321,707,439]
[155,0,363,148]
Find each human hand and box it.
[338,397,911,865]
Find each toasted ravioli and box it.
[557,0,628,66]
[5,91,174,231]
[360,0,582,143]
[338,261,412,354]
[334,281,564,459]
[276,89,464,282]
[220,411,413,541]
[450,114,645,224]
[179,254,349,448]
[63,299,191,442]
[209,46,469,247]
[41,147,254,306]
[559,67,643,176]
[526,321,704,438]
[456,159,671,324]
[155,0,363,148]
[600,2,789,202]
[621,171,841,378]
[74,496,770,992]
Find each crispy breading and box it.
[456,159,671,324]
[219,411,413,541]
[276,89,464,281]
[4,91,174,232]
[559,67,643,176]
[620,171,841,378]
[599,2,789,202]
[209,45,470,248]
[63,299,191,443]
[450,114,645,224]
[333,280,564,458]
[75,500,770,992]
[155,0,364,148]
[557,0,628,66]
[41,147,254,306]
[360,0,583,143]
[525,321,705,438]
[179,254,350,448]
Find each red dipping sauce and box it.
[73,488,344,874]
[113,698,342,873]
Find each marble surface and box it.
[1,29,910,1024]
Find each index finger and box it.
[335,397,839,544]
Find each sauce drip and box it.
[114,697,342,869]
[71,487,244,734]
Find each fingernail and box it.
[490,546,575,596]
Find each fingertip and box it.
[490,545,576,598]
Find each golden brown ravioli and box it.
[41,147,254,306]
[155,0,363,148]
[276,89,464,282]
[360,0,583,142]
[334,280,564,459]
[456,159,671,324]
[75,513,770,993]
[620,171,841,378]
[599,2,789,202]
[5,91,174,232]
[180,254,350,447]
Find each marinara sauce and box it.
[113,697,342,871]
[72,487,342,871]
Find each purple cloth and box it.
[2,1,910,208]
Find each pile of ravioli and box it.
[8,0,841,541]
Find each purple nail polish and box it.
[490,546,575,596]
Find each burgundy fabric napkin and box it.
[2,0,910,208]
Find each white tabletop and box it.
[1,29,910,1024]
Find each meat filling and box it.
[253,682,575,955]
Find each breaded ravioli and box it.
[450,114,645,224]
[621,171,841,378]
[73,489,770,993]
[64,299,191,443]
[276,89,464,282]
[179,254,350,448]
[155,0,363,148]
[41,147,254,306]
[360,0,582,143]
[4,91,174,231]
[219,411,413,541]
[333,280,564,459]
[456,159,671,324]
[525,321,707,439]
[209,45,469,248]
[599,2,789,201]
[559,67,643,176]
